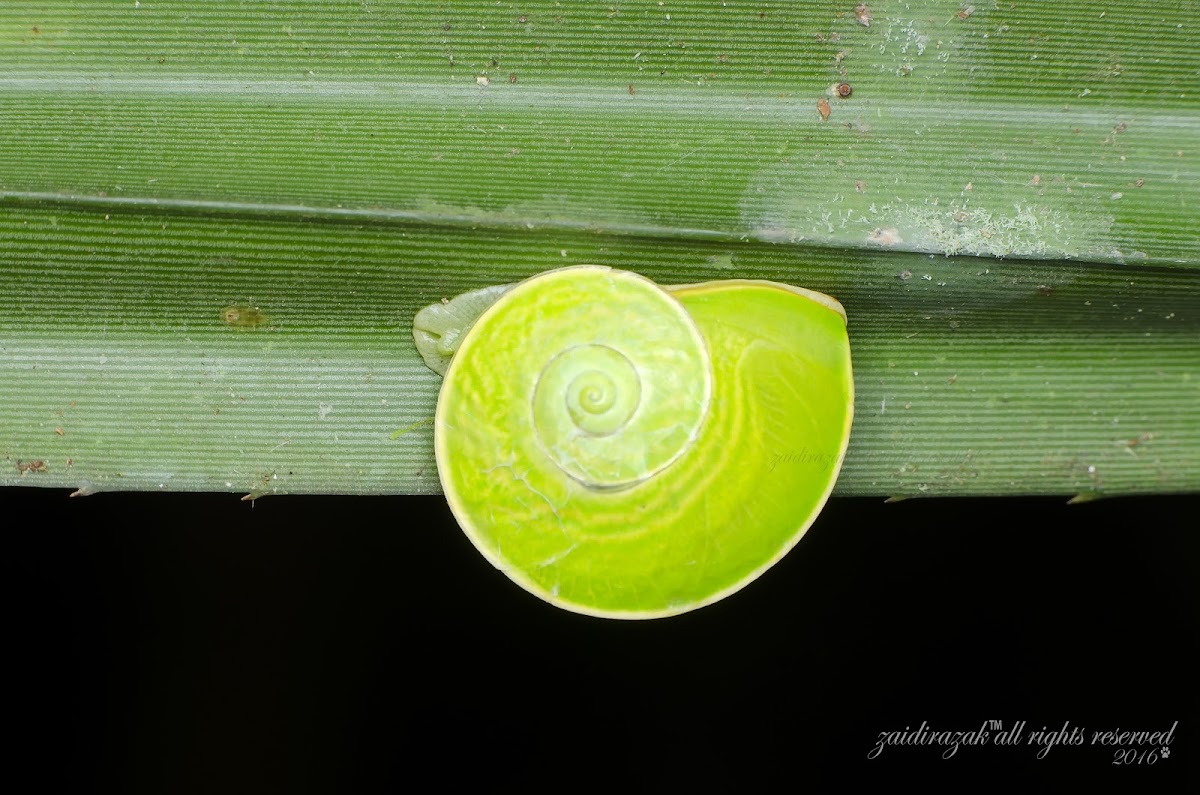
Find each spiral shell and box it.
[432,265,853,618]
[525,269,711,489]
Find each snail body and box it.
[423,265,853,618]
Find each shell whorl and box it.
[519,267,713,489]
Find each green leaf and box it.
[2,1,1198,497]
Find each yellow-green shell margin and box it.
[435,265,853,619]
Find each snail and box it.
[413,265,853,618]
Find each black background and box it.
[7,488,1197,792]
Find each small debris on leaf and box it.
[221,305,266,328]
[869,227,903,246]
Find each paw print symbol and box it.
[1161,747,1170,759]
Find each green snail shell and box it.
[428,265,854,619]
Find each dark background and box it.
[7,489,1197,792]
